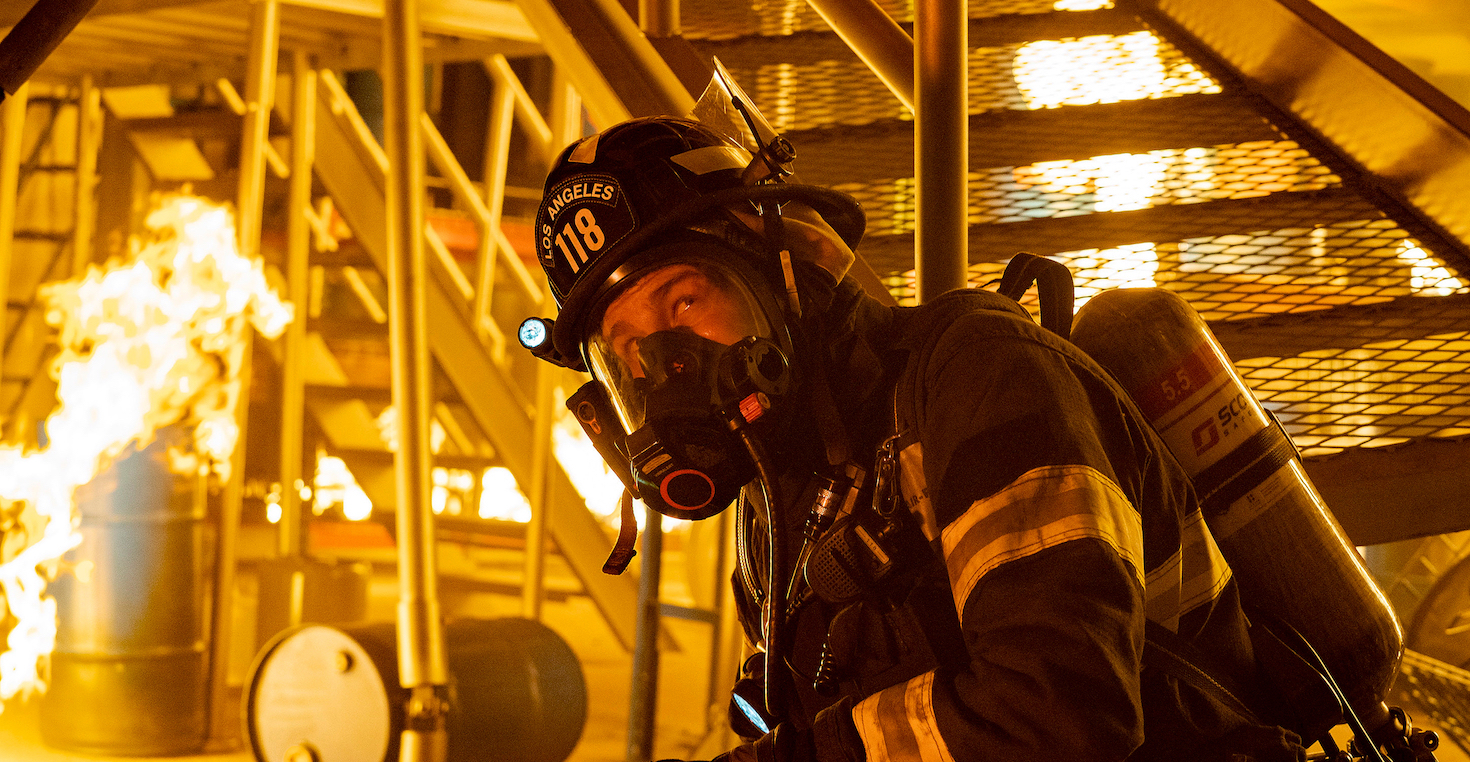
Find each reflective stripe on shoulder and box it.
[941,464,1144,621]
[1144,508,1233,633]
[852,670,956,762]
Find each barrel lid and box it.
[245,624,391,762]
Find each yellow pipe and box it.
[278,51,316,559]
[383,0,449,758]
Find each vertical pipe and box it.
[208,336,253,745]
[384,0,448,760]
[913,0,967,302]
[209,0,279,743]
[704,508,742,751]
[71,74,100,277]
[279,51,315,559]
[237,0,279,260]
[520,356,554,620]
[626,505,663,762]
[640,0,678,37]
[0,83,25,360]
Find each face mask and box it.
[621,329,791,520]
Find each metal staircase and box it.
[661,0,1470,546]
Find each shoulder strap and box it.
[1143,619,1264,725]
[996,252,1075,340]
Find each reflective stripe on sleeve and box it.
[941,464,1144,621]
[852,670,956,762]
[1144,508,1232,632]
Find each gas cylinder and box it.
[1071,288,1402,728]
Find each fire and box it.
[0,193,290,708]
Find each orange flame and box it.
[0,193,290,708]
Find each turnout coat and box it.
[728,274,1297,762]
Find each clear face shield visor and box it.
[583,255,786,436]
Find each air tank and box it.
[1071,287,1402,728]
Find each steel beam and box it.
[523,0,693,125]
[492,0,629,128]
[1305,438,1470,546]
[913,0,966,301]
[278,0,538,42]
[804,0,914,111]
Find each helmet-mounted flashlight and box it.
[518,317,584,371]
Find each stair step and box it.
[1209,293,1470,361]
[334,447,497,472]
[793,93,1280,187]
[694,15,1213,134]
[682,0,1074,42]
[11,231,70,242]
[695,8,1141,69]
[860,186,1381,273]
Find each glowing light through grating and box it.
[1239,332,1470,457]
[314,455,373,521]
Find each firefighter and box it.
[521,116,1307,762]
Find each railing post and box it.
[473,62,515,342]
[914,0,967,302]
[627,504,664,762]
[71,74,100,277]
[383,0,449,759]
[521,342,555,621]
[279,50,315,559]
[0,82,24,362]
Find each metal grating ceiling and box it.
[716,30,1216,131]
[692,3,1470,463]
[681,0,1074,41]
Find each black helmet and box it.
[534,116,865,365]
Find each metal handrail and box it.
[319,69,517,361]
[486,54,556,163]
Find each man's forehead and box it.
[612,262,707,305]
[600,263,707,331]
